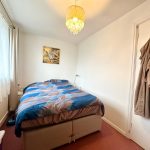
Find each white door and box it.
[130,20,150,150]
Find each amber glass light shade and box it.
[66,5,85,35]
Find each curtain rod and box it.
[0,1,15,29]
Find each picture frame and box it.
[43,46,60,64]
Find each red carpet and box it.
[0,120,143,150]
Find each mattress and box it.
[21,103,102,130]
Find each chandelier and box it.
[66,1,85,35]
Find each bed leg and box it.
[69,134,76,143]
[69,138,71,144]
[69,135,72,144]
[73,138,76,142]
[72,134,76,143]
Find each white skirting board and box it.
[102,117,128,137]
[0,111,8,127]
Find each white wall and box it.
[19,32,78,87]
[77,0,150,148]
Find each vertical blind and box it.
[0,13,10,101]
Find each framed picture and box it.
[43,46,60,64]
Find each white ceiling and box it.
[3,0,145,44]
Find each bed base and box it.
[23,115,101,150]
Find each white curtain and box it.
[0,11,19,111]
[0,13,10,102]
[8,27,19,111]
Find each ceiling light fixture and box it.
[66,0,85,35]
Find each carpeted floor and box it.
[0,120,143,150]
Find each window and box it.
[0,13,10,101]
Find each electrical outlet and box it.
[75,74,80,77]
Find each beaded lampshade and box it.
[66,5,85,35]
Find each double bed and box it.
[15,79,104,150]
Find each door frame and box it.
[127,15,150,138]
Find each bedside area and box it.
[18,90,23,100]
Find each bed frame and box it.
[23,115,101,150]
